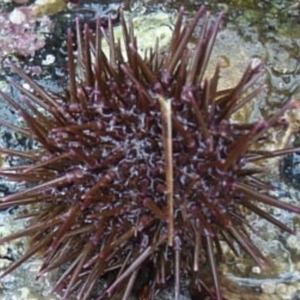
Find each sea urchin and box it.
[0,6,300,300]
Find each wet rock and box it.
[281,152,300,189]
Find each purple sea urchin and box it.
[0,6,300,300]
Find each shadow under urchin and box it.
[0,5,300,300]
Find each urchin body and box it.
[0,6,300,300]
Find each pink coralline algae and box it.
[0,6,52,59]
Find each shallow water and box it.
[1,0,300,299]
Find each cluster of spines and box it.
[0,6,299,300]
